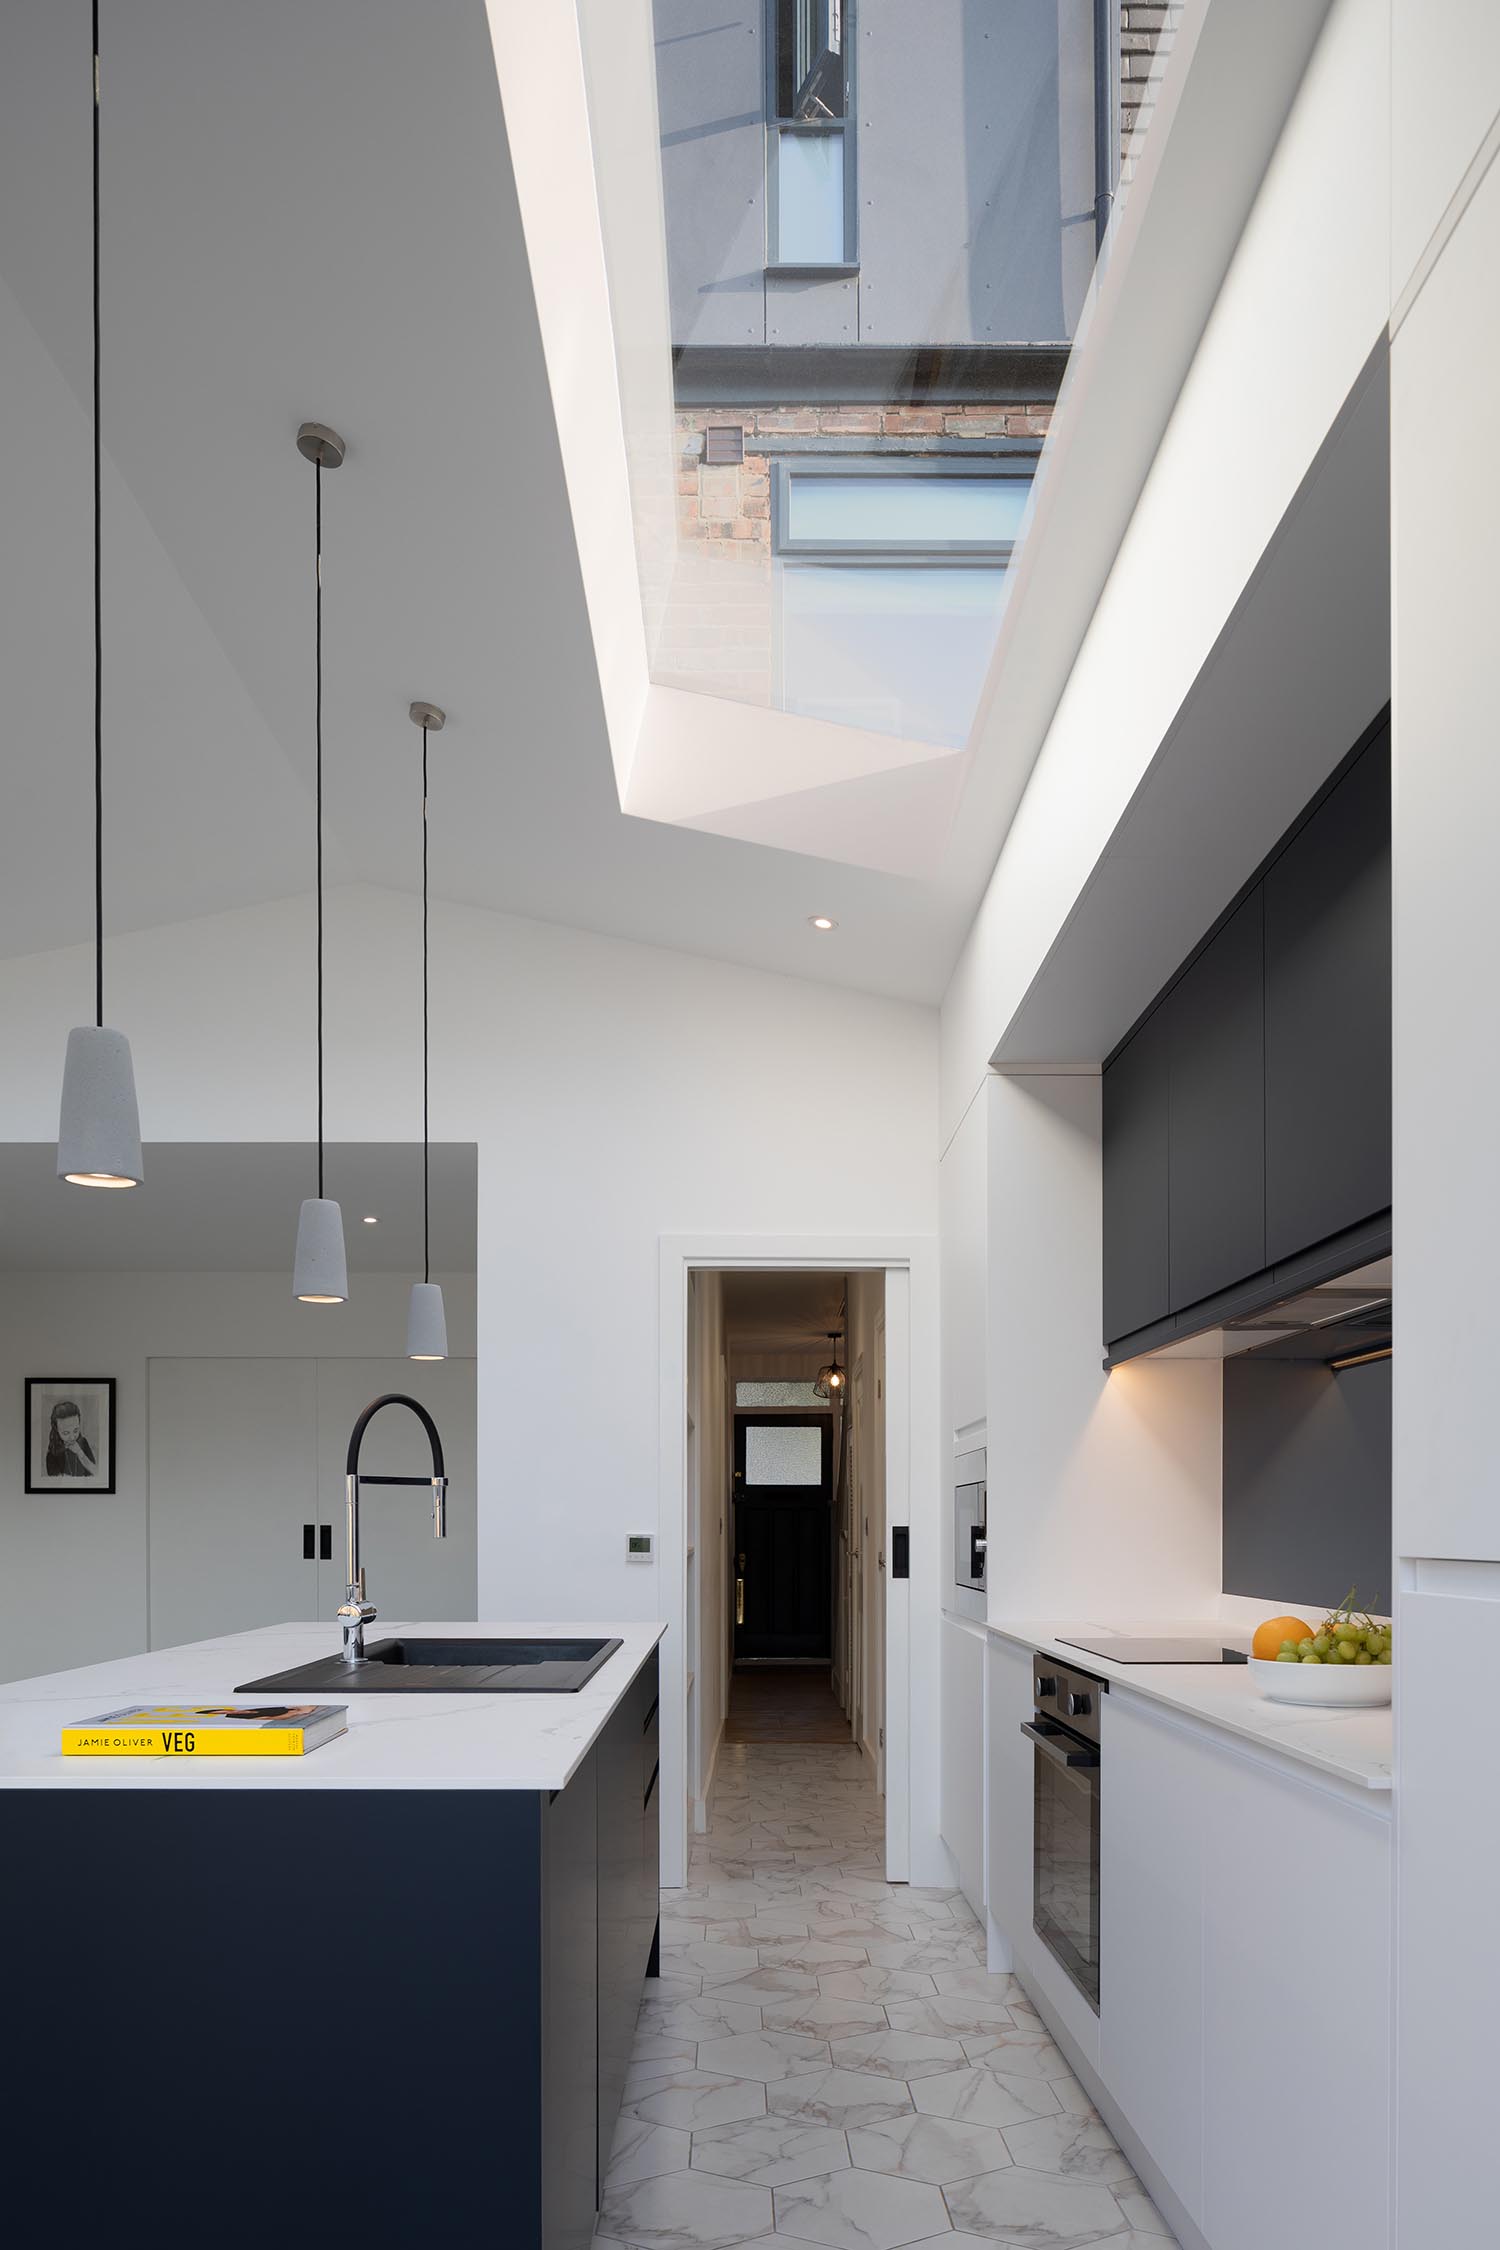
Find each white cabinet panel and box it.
[941,1617,985,1914]
[1200,1754,1389,2250]
[1395,1572,1500,2241]
[985,1633,1035,1949]
[314,1360,477,1624]
[1100,1697,1208,2231]
[148,1359,318,1646]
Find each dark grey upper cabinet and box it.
[1264,728,1392,1263]
[1102,1003,1171,1343]
[1167,890,1266,1310]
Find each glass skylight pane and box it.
[780,563,1009,746]
[787,475,1029,545]
[775,131,845,264]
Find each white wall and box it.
[986,1072,1221,1622]
[0,885,938,1842]
[688,1270,728,1815]
[1389,6,1500,2231]
[0,1268,475,1681]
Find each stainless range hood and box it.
[1140,1257,1391,1368]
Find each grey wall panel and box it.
[767,274,858,344]
[657,1,767,345]
[1222,1355,1392,1615]
[857,0,1084,346]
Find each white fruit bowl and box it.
[1250,1656,1392,1707]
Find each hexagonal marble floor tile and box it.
[942,2165,1129,2245]
[623,2071,769,2130]
[828,2031,967,2080]
[596,2169,774,2250]
[1000,2114,1134,2184]
[696,2031,832,2083]
[702,1968,823,2002]
[960,2031,1072,2079]
[772,2167,951,2249]
[846,2111,1013,2184]
[819,1967,938,2003]
[1115,2183,1174,2234]
[690,2116,852,2187]
[886,1997,1018,2039]
[766,2067,915,2129]
[761,1996,888,2044]
[606,2118,693,2185]
[910,2067,1061,2128]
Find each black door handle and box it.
[318,1524,333,1561]
[302,1523,315,1560]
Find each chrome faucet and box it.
[337,1392,448,1663]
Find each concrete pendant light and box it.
[291,421,348,1303]
[59,4,143,1190]
[407,703,448,1360]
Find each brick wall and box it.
[657,401,1054,706]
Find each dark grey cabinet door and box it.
[542,1753,599,2250]
[1102,1004,1171,1343]
[1167,890,1266,1310]
[1264,728,1392,1263]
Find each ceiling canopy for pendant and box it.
[292,421,349,1304]
[59,1,142,1191]
[407,701,448,1361]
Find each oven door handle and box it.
[1021,1718,1100,1771]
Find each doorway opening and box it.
[685,1266,888,1800]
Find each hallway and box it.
[725,1667,852,1746]
[594,1741,1174,2247]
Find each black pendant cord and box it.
[315,458,324,1200]
[92,0,103,1027]
[421,724,430,1286]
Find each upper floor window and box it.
[768,1,854,271]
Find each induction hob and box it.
[1059,1636,1250,1665]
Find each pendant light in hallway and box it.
[291,421,348,1304]
[406,702,448,1362]
[58,1,143,1191]
[815,1332,845,1399]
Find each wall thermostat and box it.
[626,1533,654,1562]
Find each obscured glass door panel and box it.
[745,1420,824,1485]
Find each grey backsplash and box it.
[1222,1353,1392,1615]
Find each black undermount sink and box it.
[235,1636,623,1696]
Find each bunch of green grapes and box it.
[1274,1589,1392,1666]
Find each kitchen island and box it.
[0,1621,664,2250]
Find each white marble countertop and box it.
[989,1618,1392,1794]
[0,1621,665,1792]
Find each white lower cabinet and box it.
[1100,1698,1211,2228]
[1101,1692,1391,2250]
[940,1615,986,1915]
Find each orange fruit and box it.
[1252,1614,1314,1660]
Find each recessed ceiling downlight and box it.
[808,915,837,931]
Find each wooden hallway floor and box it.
[725,1665,852,1745]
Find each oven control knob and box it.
[1066,1691,1093,1717]
[1035,1675,1058,1699]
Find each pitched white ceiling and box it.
[0,0,973,1005]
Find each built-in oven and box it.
[954,1464,986,1591]
[1023,1656,1105,2013]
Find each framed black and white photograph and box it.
[25,1378,116,1495]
